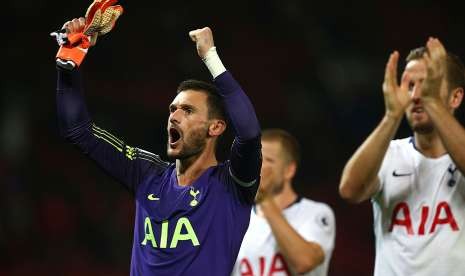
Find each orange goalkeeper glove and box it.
[51,0,124,70]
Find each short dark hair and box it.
[406,47,465,92]
[176,80,226,120]
[262,129,301,167]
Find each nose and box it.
[410,83,422,103]
[169,108,182,124]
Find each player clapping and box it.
[339,38,465,276]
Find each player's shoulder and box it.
[295,198,335,231]
[298,198,334,217]
[389,137,414,151]
[204,161,236,184]
[385,137,417,162]
[208,161,230,177]
[133,147,171,170]
[218,160,254,184]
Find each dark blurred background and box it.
[2,0,464,275]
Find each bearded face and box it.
[167,121,209,160]
[166,90,211,160]
[404,59,453,134]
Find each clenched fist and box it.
[189,27,215,59]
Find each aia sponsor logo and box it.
[389,201,459,235]
[239,253,290,276]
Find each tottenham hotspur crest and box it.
[189,187,200,207]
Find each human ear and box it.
[208,119,226,137]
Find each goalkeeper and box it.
[54,2,262,275]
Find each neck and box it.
[414,131,447,158]
[176,143,217,186]
[272,182,298,210]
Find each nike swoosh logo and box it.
[392,170,413,177]
[147,194,160,201]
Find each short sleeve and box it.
[376,141,396,196]
[298,204,335,257]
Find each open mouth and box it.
[412,106,424,114]
[169,127,182,146]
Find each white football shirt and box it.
[373,137,465,276]
[232,198,335,276]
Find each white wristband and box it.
[202,47,226,79]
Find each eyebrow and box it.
[264,156,275,162]
[169,103,197,111]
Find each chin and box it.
[271,182,285,195]
[166,152,177,160]
[410,122,434,134]
[407,115,433,134]
[166,146,182,160]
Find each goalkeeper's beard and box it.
[167,125,209,160]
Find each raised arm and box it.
[189,27,262,189]
[339,52,411,203]
[56,19,167,193]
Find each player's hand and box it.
[52,0,123,70]
[189,27,215,59]
[421,37,447,103]
[382,51,412,120]
[62,17,98,46]
[64,17,85,34]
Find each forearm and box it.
[340,114,401,202]
[260,199,324,274]
[203,47,260,140]
[56,67,92,139]
[424,100,465,174]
